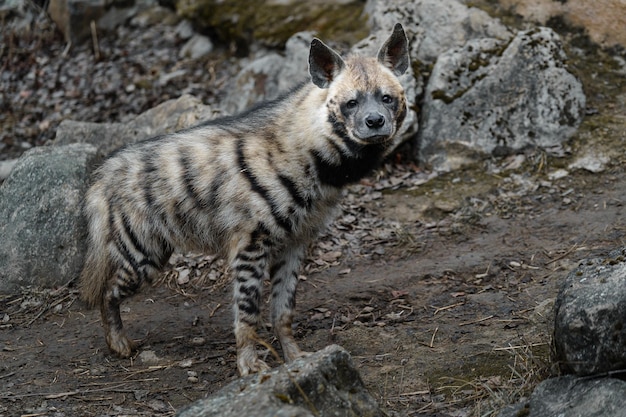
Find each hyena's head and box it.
[309,23,409,146]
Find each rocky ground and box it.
[1,5,626,417]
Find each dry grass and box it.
[377,337,554,417]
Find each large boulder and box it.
[0,0,41,34]
[498,375,626,417]
[418,27,586,171]
[497,0,626,49]
[0,96,212,293]
[553,247,626,376]
[366,0,513,65]
[174,0,368,51]
[220,32,314,115]
[176,345,384,417]
[0,144,98,292]
[54,94,214,157]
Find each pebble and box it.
[138,350,161,364]
[179,358,193,368]
[190,337,205,346]
[187,370,199,383]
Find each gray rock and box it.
[0,144,98,292]
[179,34,214,59]
[492,0,626,49]
[176,345,384,417]
[174,0,368,49]
[498,375,626,417]
[0,159,18,180]
[418,27,586,171]
[54,94,214,156]
[174,19,195,40]
[554,247,626,376]
[221,31,313,115]
[366,0,512,65]
[0,0,40,34]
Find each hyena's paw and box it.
[237,348,270,376]
[105,331,135,358]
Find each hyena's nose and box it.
[365,113,385,129]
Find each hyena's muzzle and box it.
[350,92,398,143]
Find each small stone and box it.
[175,19,195,40]
[190,337,205,346]
[548,169,569,180]
[568,153,610,173]
[138,350,161,365]
[179,358,193,368]
[179,35,214,60]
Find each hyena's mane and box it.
[194,81,309,131]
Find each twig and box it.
[493,343,548,351]
[209,303,221,318]
[545,243,579,265]
[429,327,438,348]
[286,370,320,416]
[26,306,47,327]
[45,391,79,399]
[459,315,494,326]
[0,382,133,400]
[253,335,282,364]
[90,20,100,60]
[431,302,464,315]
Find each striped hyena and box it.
[80,23,409,376]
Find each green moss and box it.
[175,0,368,50]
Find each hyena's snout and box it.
[365,112,386,129]
[353,96,396,142]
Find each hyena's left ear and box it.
[377,23,410,76]
[309,38,346,89]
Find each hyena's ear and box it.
[309,38,346,89]
[377,23,410,76]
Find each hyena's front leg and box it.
[270,245,310,363]
[232,233,271,376]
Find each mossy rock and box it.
[175,0,369,50]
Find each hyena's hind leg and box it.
[100,225,173,357]
[232,228,273,376]
[269,245,310,363]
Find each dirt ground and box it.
[2,16,626,417]
[2,166,625,417]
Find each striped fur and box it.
[80,23,409,376]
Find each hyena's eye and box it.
[382,95,394,104]
[346,99,358,109]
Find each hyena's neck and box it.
[280,85,388,189]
